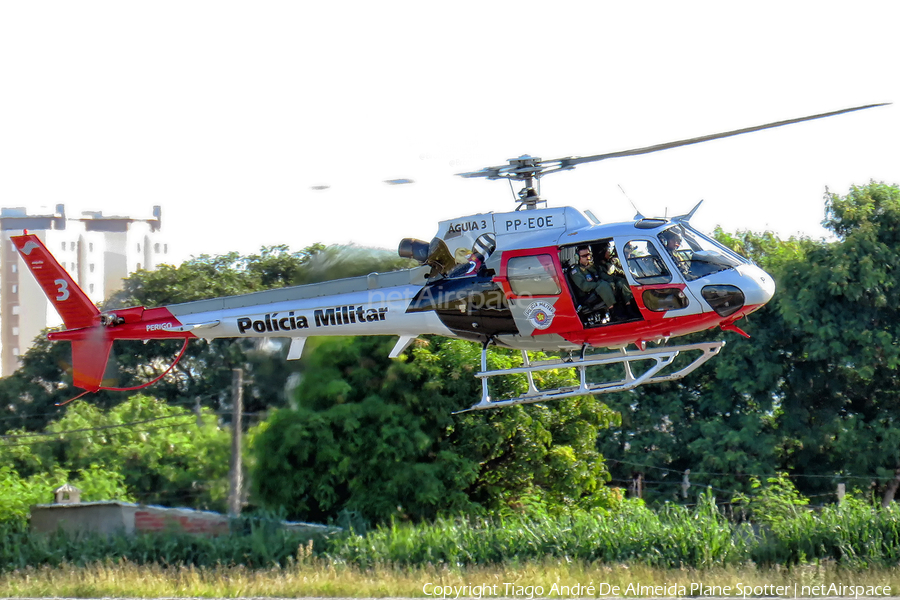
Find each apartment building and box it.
[0,205,166,377]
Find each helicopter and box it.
[11,103,887,411]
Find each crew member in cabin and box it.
[569,245,617,310]
[570,245,637,319]
[597,242,636,304]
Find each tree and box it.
[0,394,230,511]
[775,182,900,504]
[251,336,620,524]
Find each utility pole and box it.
[228,368,243,517]
[630,473,643,499]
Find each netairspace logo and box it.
[422,581,894,598]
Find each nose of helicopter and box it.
[742,264,776,307]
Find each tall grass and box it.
[3,561,899,598]
[0,519,328,572]
[753,498,900,567]
[331,498,746,568]
[3,496,900,573]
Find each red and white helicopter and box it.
[12,104,886,411]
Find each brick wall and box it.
[31,501,334,537]
[134,508,229,536]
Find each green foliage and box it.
[599,225,798,501]
[252,336,619,524]
[70,464,132,505]
[3,483,900,572]
[330,493,745,569]
[0,466,62,525]
[0,520,331,572]
[0,464,128,526]
[824,181,900,241]
[733,473,809,526]
[753,496,900,567]
[0,394,229,514]
[106,245,324,307]
[772,182,900,498]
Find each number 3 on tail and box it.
[54,279,70,301]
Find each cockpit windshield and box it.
[657,224,746,281]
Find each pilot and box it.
[569,245,617,312]
[660,229,682,252]
[659,229,690,276]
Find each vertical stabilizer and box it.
[11,234,100,329]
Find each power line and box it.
[610,478,733,495]
[610,458,900,482]
[0,421,199,448]
[0,414,195,440]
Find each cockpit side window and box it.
[623,240,672,285]
[658,225,743,282]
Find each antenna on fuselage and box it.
[618,184,644,219]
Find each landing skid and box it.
[455,341,725,413]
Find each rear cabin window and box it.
[507,255,561,296]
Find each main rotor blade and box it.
[554,103,890,169]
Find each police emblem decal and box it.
[524,301,556,330]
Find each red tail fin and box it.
[11,234,100,329]
[71,338,114,392]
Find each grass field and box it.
[1,560,898,598]
[3,495,900,597]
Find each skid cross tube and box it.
[457,341,725,412]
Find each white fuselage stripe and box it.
[178,284,453,340]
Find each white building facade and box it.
[0,205,166,377]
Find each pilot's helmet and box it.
[661,229,682,244]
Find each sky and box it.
[1,2,898,266]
